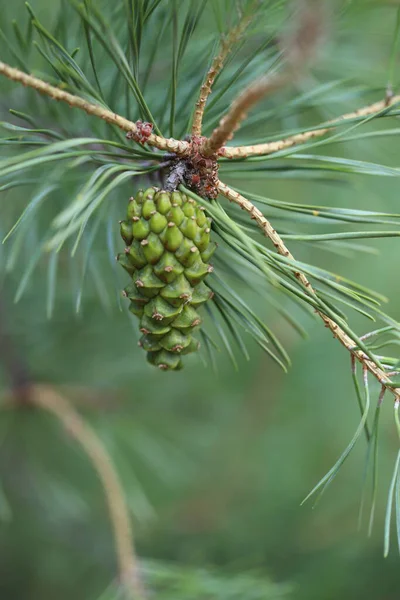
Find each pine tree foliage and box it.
[1,1,399,370]
[2,0,400,597]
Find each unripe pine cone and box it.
[117,187,216,371]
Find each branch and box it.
[217,181,400,403]
[221,93,400,158]
[201,0,326,157]
[201,73,288,156]
[2,384,146,598]
[0,61,189,157]
[191,8,255,137]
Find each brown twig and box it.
[201,73,288,156]
[221,93,400,158]
[217,181,400,403]
[5,384,146,599]
[201,0,326,157]
[0,61,189,157]
[191,8,255,137]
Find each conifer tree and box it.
[1,1,400,598]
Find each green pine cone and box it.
[118,187,215,370]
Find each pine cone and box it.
[117,187,216,370]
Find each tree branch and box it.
[217,181,400,403]
[2,384,146,599]
[220,93,400,158]
[3,61,399,169]
[201,0,326,157]
[0,61,189,157]
[191,8,255,137]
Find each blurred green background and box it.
[1,1,400,599]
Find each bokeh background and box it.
[1,1,400,598]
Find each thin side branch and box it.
[221,93,400,158]
[201,73,288,156]
[217,181,400,402]
[4,384,146,598]
[191,8,255,137]
[201,0,326,157]
[0,61,189,156]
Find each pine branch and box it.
[191,7,255,137]
[201,0,326,156]
[0,61,189,156]
[217,181,400,403]
[222,93,400,158]
[3,60,400,169]
[2,57,400,389]
[2,385,146,599]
